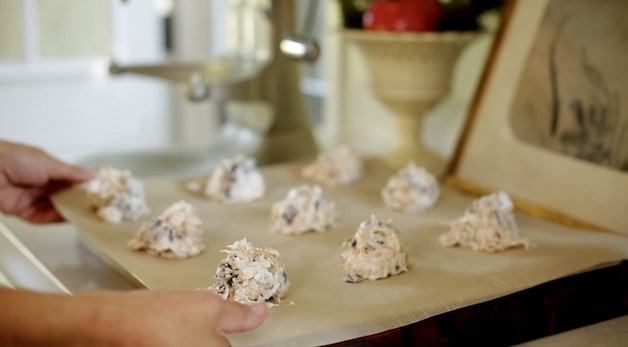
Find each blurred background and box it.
[0,0,499,167]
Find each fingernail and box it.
[251,303,268,316]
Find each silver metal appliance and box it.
[109,0,320,164]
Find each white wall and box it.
[0,77,172,162]
[0,0,173,163]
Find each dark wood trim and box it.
[328,260,628,346]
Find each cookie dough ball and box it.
[302,146,363,186]
[188,155,265,204]
[271,184,338,235]
[209,238,289,305]
[84,166,150,223]
[439,191,531,252]
[340,215,408,283]
[381,162,440,213]
[128,200,205,259]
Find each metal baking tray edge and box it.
[0,221,70,294]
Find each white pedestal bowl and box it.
[343,29,476,175]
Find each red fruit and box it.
[363,0,445,32]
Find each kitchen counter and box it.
[517,315,628,347]
[0,216,134,293]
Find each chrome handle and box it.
[279,0,320,62]
[280,36,320,61]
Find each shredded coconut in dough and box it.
[270,185,338,235]
[128,200,205,259]
[381,162,440,213]
[302,146,363,186]
[208,238,289,305]
[439,191,531,252]
[187,155,265,203]
[84,166,150,223]
[340,215,408,283]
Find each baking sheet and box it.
[52,160,628,347]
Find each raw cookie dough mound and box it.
[381,162,440,213]
[340,215,408,283]
[84,166,150,223]
[302,146,363,186]
[188,155,265,203]
[209,238,289,305]
[438,191,531,253]
[128,200,205,259]
[271,184,338,235]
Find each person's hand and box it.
[78,290,269,346]
[0,288,269,346]
[0,140,93,223]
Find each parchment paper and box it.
[52,160,628,347]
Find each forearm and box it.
[0,287,117,346]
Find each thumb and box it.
[216,301,269,333]
[49,161,94,183]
